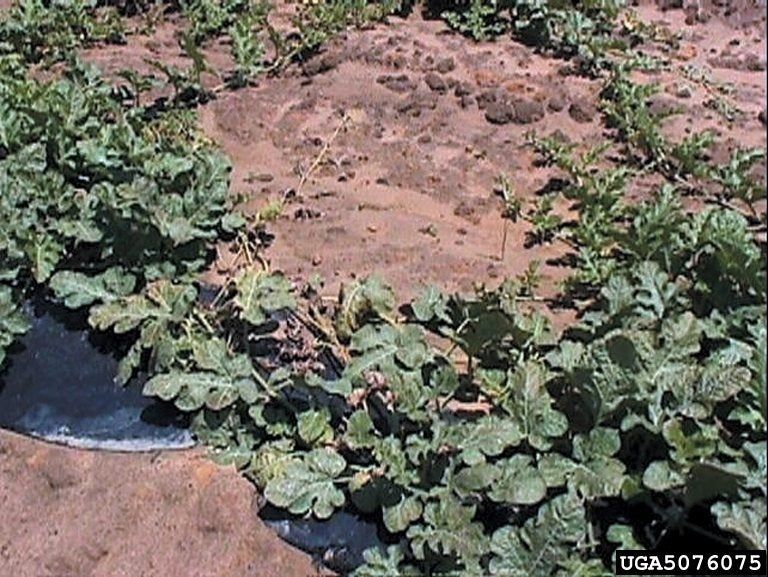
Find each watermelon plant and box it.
[0,1,764,575]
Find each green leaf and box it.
[490,360,568,450]
[264,449,347,519]
[192,337,252,378]
[489,455,547,505]
[234,270,294,325]
[411,285,450,323]
[297,409,334,446]
[538,453,579,488]
[89,281,195,333]
[26,235,63,282]
[606,524,643,550]
[345,410,377,449]
[711,499,767,550]
[0,286,30,365]
[573,428,621,461]
[383,495,423,533]
[489,491,586,575]
[50,268,136,308]
[406,496,488,563]
[305,372,352,396]
[335,276,395,339]
[451,463,499,498]
[143,372,185,401]
[353,546,414,577]
[143,370,249,411]
[642,460,684,491]
[447,416,523,466]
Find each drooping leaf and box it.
[234,270,294,326]
[336,276,396,339]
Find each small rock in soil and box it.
[568,98,597,123]
[302,50,342,76]
[548,129,571,144]
[547,91,568,112]
[376,74,416,93]
[436,57,456,74]
[396,93,438,116]
[454,82,473,97]
[424,72,447,93]
[453,201,479,224]
[510,98,545,124]
[476,89,498,110]
[759,109,767,126]
[294,207,322,220]
[250,172,274,183]
[674,83,693,99]
[485,101,515,124]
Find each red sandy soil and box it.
[80,2,765,320]
[0,430,320,577]
[1,1,765,576]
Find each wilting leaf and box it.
[234,270,294,325]
[336,276,395,339]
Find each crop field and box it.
[0,0,765,575]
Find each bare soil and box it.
[0,430,319,577]
[2,1,766,576]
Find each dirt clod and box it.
[377,73,416,93]
[485,100,516,124]
[425,72,448,92]
[436,57,456,74]
[547,91,568,112]
[302,49,343,76]
[476,89,498,110]
[454,81,473,97]
[568,98,597,123]
[510,98,546,124]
